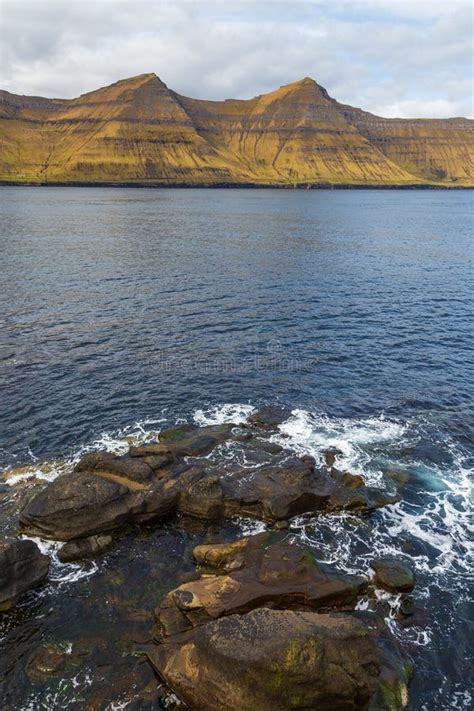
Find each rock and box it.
[159,423,235,457]
[27,644,66,679]
[397,595,415,619]
[211,455,396,522]
[247,406,291,429]
[273,519,289,530]
[323,447,343,467]
[19,422,398,542]
[193,535,253,573]
[58,534,113,562]
[384,468,410,486]
[0,539,49,611]
[156,534,366,637]
[371,559,415,593]
[128,442,170,458]
[257,441,284,455]
[341,472,364,489]
[19,470,177,541]
[74,451,117,472]
[77,454,154,483]
[148,607,410,711]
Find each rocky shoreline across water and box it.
[1,407,417,710]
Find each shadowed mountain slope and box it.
[1,73,472,186]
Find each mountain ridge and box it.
[1,73,472,186]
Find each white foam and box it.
[20,534,99,588]
[193,403,255,426]
[235,517,268,536]
[2,416,169,486]
[274,409,407,487]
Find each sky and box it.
[1,0,473,118]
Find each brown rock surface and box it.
[156,533,366,637]
[0,539,49,611]
[19,417,397,542]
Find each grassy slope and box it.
[0,74,472,186]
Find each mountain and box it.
[1,73,472,186]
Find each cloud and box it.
[0,0,472,118]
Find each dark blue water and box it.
[1,187,472,463]
[0,187,473,709]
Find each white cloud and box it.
[0,0,472,118]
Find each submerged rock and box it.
[371,559,415,593]
[0,539,49,611]
[58,534,113,562]
[26,644,67,680]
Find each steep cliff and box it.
[0,73,472,186]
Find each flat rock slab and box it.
[0,539,49,611]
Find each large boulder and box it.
[156,534,366,638]
[149,607,410,711]
[149,533,411,710]
[19,470,177,540]
[0,539,50,611]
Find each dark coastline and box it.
[0,180,472,189]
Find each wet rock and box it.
[74,450,117,472]
[27,644,66,680]
[383,468,410,486]
[150,532,411,710]
[19,470,177,540]
[273,519,289,530]
[58,534,113,562]
[159,423,235,457]
[247,405,291,429]
[341,471,364,488]
[128,442,170,458]
[255,440,284,455]
[397,595,415,620]
[19,423,398,541]
[156,534,366,637]
[149,607,409,711]
[371,558,415,593]
[324,447,343,467]
[0,539,49,611]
